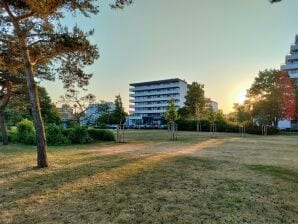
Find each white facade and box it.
[281,34,298,82]
[129,78,188,117]
[80,102,115,126]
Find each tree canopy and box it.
[165,99,179,123]
[246,70,296,127]
[184,82,205,120]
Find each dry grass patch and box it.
[0,130,297,223]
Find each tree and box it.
[276,72,296,121]
[247,69,296,127]
[233,103,251,125]
[184,82,205,131]
[0,71,27,144]
[112,95,126,125]
[96,101,114,125]
[0,1,106,167]
[165,99,179,124]
[59,90,97,124]
[177,107,188,120]
[0,77,11,145]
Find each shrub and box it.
[45,124,70,145]
[8,129,18,143]
[16,119,36,144]
[87,129,115,141]
[63,126,92,144]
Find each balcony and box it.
[281,63,298,71]
[129,96,180,103]
[129,90,180,97]
[290,44,298,52]
[129,102,179,108]
[288,70,298,79]
[286,53,298,62]
[131,109,167,114]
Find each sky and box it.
[42,0,298,113]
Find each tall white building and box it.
[128,78,187,127]
[280,34,298,129]
[281,34,298,83]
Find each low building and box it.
[80,102,115,126]
[127,78,187,127]
[57,104,73,122]
[205,98,218,112]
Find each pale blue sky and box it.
[43,0,298,113]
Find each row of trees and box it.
[165,69,297,131]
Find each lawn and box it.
[0,130,297,224]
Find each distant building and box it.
[128,78,188,127]
[205,98,218,112]
[280,34,298,130]
[80,102,115,126]
[57,104,73,122]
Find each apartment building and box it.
[281,34,298,83]
[128,78,187,127]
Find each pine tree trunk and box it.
[3,0,48,167]
[0,109,9,145]
[21,46,48,168]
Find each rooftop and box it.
[130,78,187,87]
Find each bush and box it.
[16,119,36,144]
[87,129,115,141]
[63,126,92,144]
[95,123,107,129]
[45,124,70,145]
[8,129,18,143]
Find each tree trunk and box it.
[0,109,9,145]
[21,46,48,168]
[3,0,48,167]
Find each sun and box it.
[236,89,247,104]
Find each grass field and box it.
[0,130,297,224]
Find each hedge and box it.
[175,119,279,135]
[4,120,115,145]
[87,129,115,141]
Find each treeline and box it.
[165,69,297,134]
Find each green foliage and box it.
[4,108,24,126]
[112,95,126,124]
[5,86,60,126]
[7,129,18,143]
[233,103,251,124]
[176,119,278,135]
[165,99,179,123]
[39,87,61,124]
[45,124,70,145]
[184,82,205,120]
[87,129,115,141]
[63,126,92,144]
[247,69,296,127]
[16,119,36,144]
[8,123,114,145]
